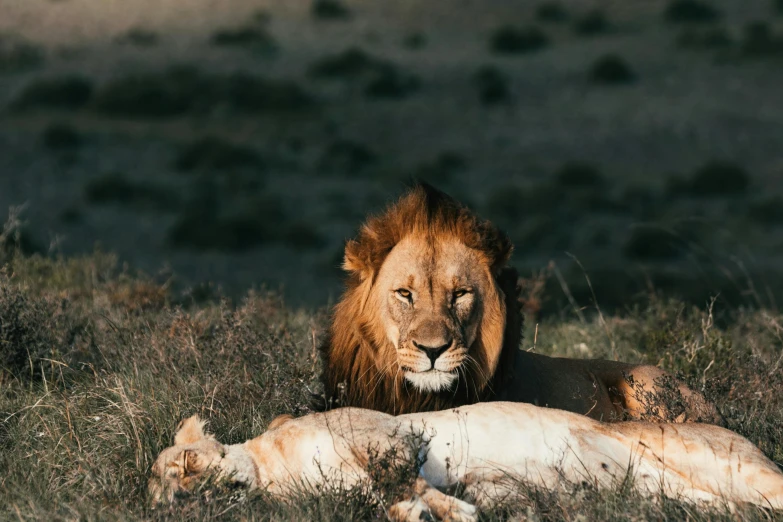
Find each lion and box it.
[149,403,783,518]
[317,183,721,422]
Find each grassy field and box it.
[1,249,782,520]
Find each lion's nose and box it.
[412,340,452,367]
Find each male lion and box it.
[149,403,783,518]
[317,184,721,422]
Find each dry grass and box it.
[1,251,782,520]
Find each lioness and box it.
[149,403,783,518]
[318,184,721,422]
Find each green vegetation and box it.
[664,0,722,23]
[670,161,750,196]
[318,139,377,176]
[0,37,44,74]
[115,28,160,47]
[0,252,781,520]
[676,26,732,49]
[589,54,636,85]
[41,122,82,150]
[536,2,569,23]
[474,65,511,105]
[210,25,277,53]
[174,137,263,172]
[84,173,179,212]
[10,75,93,110]
[489,25,549,54]
[311,0,352,20]
[573,9,611,36]
[309,48,418,99]
[94,68,309,118]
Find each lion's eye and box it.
[453,289,470,299]
[395,288,412,300]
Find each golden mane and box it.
[317,184,522,415]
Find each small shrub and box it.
[573,10,610,36]
[686,161,750,196]
[624,227,683,260]
[41,123,82,150]
[167,193,284,251]
[748,196,783,225]
[676,27,732,49]
[284,222,326,250]
[664,0,721,23]
[223,73,312,112]
[536,2,569,23]
[114,28,159,46]
[0,277,65,379]
[489,26,549,54]
[740,22,783,57]
[210,26,277,53]
[590,54,636,84]
[11,75,93,110]
[93,67,207,118]
[403,32,427,50]
[554,162,606,188]
[312,0,352,20]
[175,136,263,172]
[318,140,377,176]
[308,47,389,78]
[364,67,419,99]
[0,38,45,74]
[415,152,467,184]
[94,68,311,118]
[84,173,178,211]
[474,65,511,105]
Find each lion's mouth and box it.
[403,369,458,392]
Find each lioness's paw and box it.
[389,496,433,521]
[441,497,477,522]
[389,496,477,522]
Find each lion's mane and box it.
[317,184,522,415]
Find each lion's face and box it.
[371,234,494,393]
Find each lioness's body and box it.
[150,403,783,519]
[319,184,720,423]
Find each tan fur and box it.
[149,405,783,518]
[318,184,721,423]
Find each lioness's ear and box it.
[182,449,204,474]
[268,414,294,430]
[174,416,207,446]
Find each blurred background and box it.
[1,0,782,312]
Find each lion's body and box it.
[149,404,783,518]
[318,184,720,422]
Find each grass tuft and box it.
[664,0,722,24]
[590,54,636,84]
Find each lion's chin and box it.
[404,370,458,393]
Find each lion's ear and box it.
[343,239,374,280]
[174,416,207,446]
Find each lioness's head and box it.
[148,416,226,504]
[329,184,515,401]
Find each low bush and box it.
[474,65,511,105]
[114,28,159,47]
[84,173,179,211]
[489,26,549,54]
[318,139,377,176]
[210,26,277,53]
[536,2,569,23]
[0,37,44,74]
[663,0,721,23]
[676,26,733,49]
[11,75,93,110]
[573,10,610,36]
[312,0,352,20]
[174,137,263,172]
[589,54,636,84]
[41,122,82,150]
